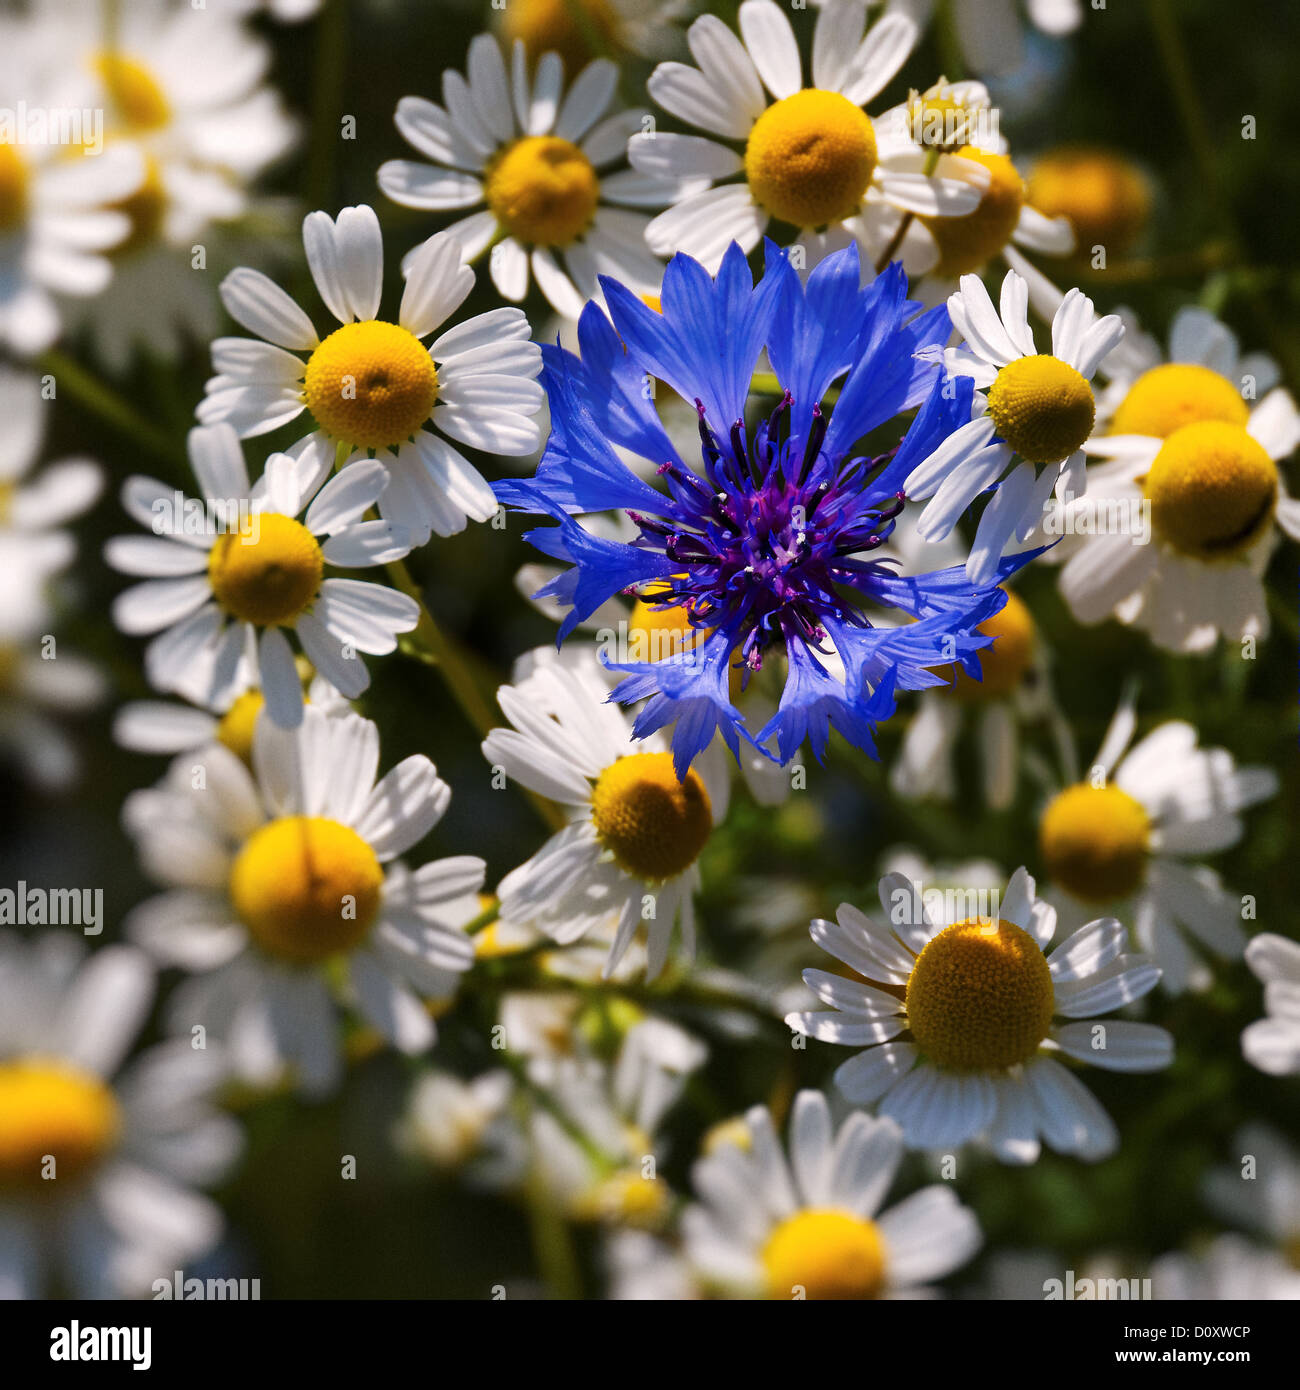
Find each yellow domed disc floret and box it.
[987,354,1096,465]
[920,147,1025,277]
[230,815,384,964]
[207,513,324,627]
[1027,146,1151,255]
[1112,363,1250,440]
[303,319,439,449]
[93,52,171,133]
[947,589,1035,701]
[744,90,877,229]
[501,0,620,72]
[0,143,29,231]
[0,1060,122,1189]
[485,135,600,247]
[762,1209,887,1300]
[1039,783,1151,902]
[906,918,1055,1071]
[1143,421,1277,560]
[590,752,712,881]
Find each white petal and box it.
[219,267,318,350]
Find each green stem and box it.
[39,349,181,467]
[465,900,502,936]
[385,557,498,735]
[304,0,348,211]
[1144,0,1300,392]
[521,1169,583,1300]
[1145,0,1225,226]
[936,0,969,83]
[384,555,568,833]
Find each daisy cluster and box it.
[0,0,1296,1307]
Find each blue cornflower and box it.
[496,241,1035,777]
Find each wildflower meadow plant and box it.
[0,0,1296,1335]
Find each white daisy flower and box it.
[482,645,730,981]
[859,77,1075,308]
[683,1089,981,1298]
[629,0,987,275]
[905,268,1124,583]
[1150,1234,1300,1301]
[396,1068,523,1185]
[899,0,1083,79]
[122,706,484,1097]
[1037,694,1277,994]
[526,1018,705,1226]
[199,206,543,543]
[37,0,299,369]
[0,18,146,354]
[106,422,418,728]
[1057,306,1300,653]
[785,866,1173,1163]
[0,936,240,1300]
[497,0,688,69]
[378,36,694,319]
[1241,935,1300,1077]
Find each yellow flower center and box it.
[1039,783,1151,902]
[303,319,439,449]
[229,815,384,964]
[207,513,324,627]
[946,588,1035,701]
[986,354,1096,465]
[1143,421,1277,560]
[762,1209,887,1300]
[106,154,167,258]
[590,751,712,881]
[744,90,878,229]
[1111,363,1250,440]
[1027,146,1151,255]
[93,52,172,133]
[0,142,29,231]
[0,1059,122,1189]
[906,918,1055,1071]
[501,0,621,71]
[485,135,600,247]
[907,89,982,153]
[920,147,1025,277]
